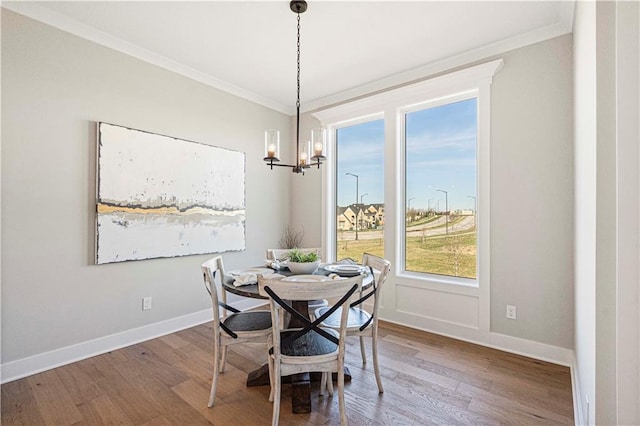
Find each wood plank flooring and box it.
[2,321,574,425]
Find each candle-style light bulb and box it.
[267,144,276,158]
[264,129,280,161]
[311,127,326,159]
[299,140,311,166]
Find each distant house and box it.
[337,203,384,230]
[374,204,385,226]
[337,206,356,230]
[363,203,384,228]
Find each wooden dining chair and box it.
[258,274,363,426]
[266,247,328,317]
[201,256,273,408]
[315,253,391,394]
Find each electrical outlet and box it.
[506,304,517,320]
[142,297,152,311]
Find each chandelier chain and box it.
[265,1,323,175]
[296,13,301,110]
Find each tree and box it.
[445,232,462,277]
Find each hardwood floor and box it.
[2,321,574,425]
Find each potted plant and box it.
[286,248,320,275]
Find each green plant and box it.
[287,249,319,263]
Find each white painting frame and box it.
[96,122,245,264]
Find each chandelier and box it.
[264,0,326,175]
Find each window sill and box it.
[395,271,479,295]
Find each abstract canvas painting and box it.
[96,122,245,264]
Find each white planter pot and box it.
[287,260,320,275]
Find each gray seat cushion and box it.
[315,306,372,329]
[279,328,339,357]
[223,310,272,332]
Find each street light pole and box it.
[359,193,369,230]
[437,189,449,234]
[346,172,359,240]
[467,195,477,228]
[428,198,435,215]
[408,197,415,222]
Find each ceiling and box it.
[5,1,575,115]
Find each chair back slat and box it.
[201,257,223,320]
[201,256,239,338]
[202,257,227,294]
[258,274,362,355]
[362,253,390,286]
[359,253,390,331]
[258,275,362,301]
[262,281,358,350]
[361,253,390,298]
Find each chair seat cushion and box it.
[223,310,272,332]
[315,306,372,329]
[307,299,329,309]
[280,328,339,357]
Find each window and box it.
[335,119,385,262]
[314,59,501,290]
[404,97,477,279]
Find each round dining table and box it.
[221,263,372,414]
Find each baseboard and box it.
[0,298,267,384]
[2,299,574,386]
[486,331,573,366]
[379,318,573,367]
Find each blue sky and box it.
[336,98,477,212]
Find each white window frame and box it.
[400,90,479,286]
[329,113,385,262]
[314,60,502,326]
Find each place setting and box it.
[323,263,367,277]
[227,267,284,287]
[321,257,369,278]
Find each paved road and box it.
[338,215,476,240]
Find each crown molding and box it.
[2,2,294,115]
[3,1,573,117]
[303,18,573,113]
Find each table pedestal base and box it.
[291,373,311,414]
[246,365,351,414]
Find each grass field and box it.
[337,228,476,279]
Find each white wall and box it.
[489,34,574,348]
[1,10,290,379]
[289,113,324,250]
[615,2,640,423]
[594,2,617,423]
[573,1,640,424]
